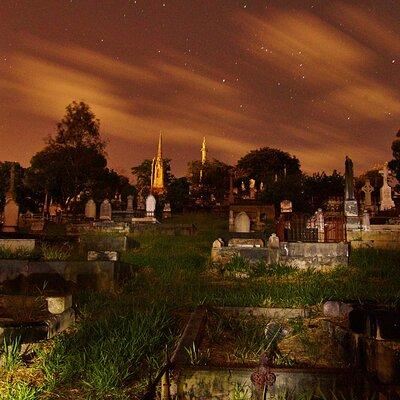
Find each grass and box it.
[0,243,74,261]
[1,213,400,398]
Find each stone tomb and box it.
[99,199,112,220]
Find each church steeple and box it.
[151,133,165,194]
[201,137,207,165]
[157,132,162,159]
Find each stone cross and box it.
[361,179,373,208]
[379,163,395,211]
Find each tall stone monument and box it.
[344,156,359,229]
[379,163,395,211]
[2,164,19,233]
[85,199,96,219]
[126,195,134,212]
[100,199,112,221]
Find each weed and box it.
[40,243,72,261]
[185,342,211,366]
[1,336,22,371]
[0,381,39,400]
[231,382,252,400]
[0,246,39,260]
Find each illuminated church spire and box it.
[200,137,207,182]
[151,132,165,194]
[201,137,207,165]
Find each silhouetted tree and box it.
[25,101,113,208]
[187,159,233,202]
[389,128,400,191]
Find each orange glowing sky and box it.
[1,1,399,176]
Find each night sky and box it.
[1,1,399,177]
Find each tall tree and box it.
[389,128,400,191]
[26,101,109,208]
[303,171,344,211]
[237,147,301,184]
[237,147,303,210]
[187,158,233,202]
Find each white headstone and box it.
[126,195,134,212]
[3,198,19,232]
[234,212,250,233]
[146,195,156,217]
[379,163,395,211]
[100,199,112,220]
[85,199,96,219]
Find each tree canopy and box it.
[237,147,301,185]
[26,101,130,209]
[187,158,232,202]
[389,128,400,191]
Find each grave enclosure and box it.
[156,305,399,399]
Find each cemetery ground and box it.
[1,214,400,399]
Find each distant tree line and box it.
[2,100,397,216]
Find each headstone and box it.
[146,194,156,217]
[126,195,134,212]
[344,156,358,217]
[362,210,370,231]
[234,211,250,233]
[361,179,374,210]
[85,199,96,219]
[100,199,112,220]
[268,233,280,264]
[379,163,395,211]
[30,220,45,234]
[315,208,324,242]
[163,202,171,219]
[2,164,19,233]
[3,198,19,232]
[280,200,293,213]
[268,233,280,249]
